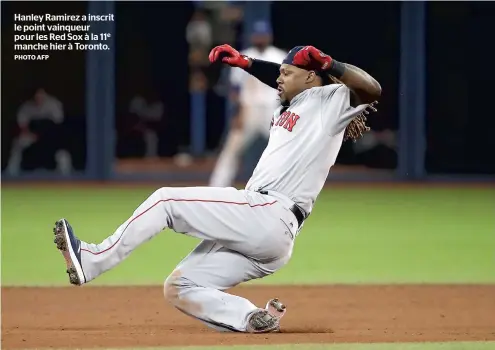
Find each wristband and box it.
[327,60,346,79]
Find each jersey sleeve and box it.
[318,84,369,136]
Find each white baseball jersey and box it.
[245,84,369,215]
[230,46,287,111]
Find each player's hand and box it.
[209,44,251,69]
[293,46,333,71]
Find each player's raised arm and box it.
[331,63,382,105]
[292,46,382,104]
[209,44,280,89]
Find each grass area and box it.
[2,185,494,286]
[42,341,495,350]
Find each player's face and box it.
[277,64,313,104]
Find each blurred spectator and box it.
[189,71,208,92]
[6,88,72,174]
[353,129,398,169]
[187,4,244,93]
[117,94,165,159]
[200,2,243,46]
[129,95,165,158]
[209,20,287,187]
[186,8,211,94]
[186,9,212,50]
[18,88,64,127]
[186,9,212,70]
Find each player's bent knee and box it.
[164,270,204,315]
[163,270,182,304]
[164,270,196,304]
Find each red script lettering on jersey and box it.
[274,111,300,132]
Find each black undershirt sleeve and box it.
[243,59,280,89]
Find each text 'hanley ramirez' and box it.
[14,14,114,22]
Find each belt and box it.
[289,203,305,228]
[256,190,306,228]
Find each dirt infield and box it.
[3,285,495,349]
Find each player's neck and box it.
[287,86,316,106]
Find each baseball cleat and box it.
[53,219,86,286]
[266,298,287,319]
[246,308,280,333]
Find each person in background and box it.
[7,88,71,174]
[186,9,213,73]
[352,129,397,169]
[209,20,287,187]
[186,9,213,50]
[128,94,165,159]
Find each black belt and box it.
[289,204,305,228]
[257,190,305,228]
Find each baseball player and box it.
[53,44,381,334]
[209,20,287,187]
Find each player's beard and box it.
[278,96,290,108]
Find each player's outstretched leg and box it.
[53,186,296,286]
[163,240,289,333]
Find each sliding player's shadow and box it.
[279,327,334,334]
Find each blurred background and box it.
[2,1,494,184]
